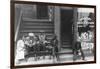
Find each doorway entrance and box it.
[60,8,73,48]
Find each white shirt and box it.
[16,39,25,60]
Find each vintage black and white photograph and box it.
[11,1,96,68]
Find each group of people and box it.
[15,32,59,64]
[72,16,94,61]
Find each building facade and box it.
[14,4,95,65]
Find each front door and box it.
[60,8,73,48]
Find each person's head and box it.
[40,30,46,36]
[25,36,30,41]
[28,33,35,37]
[22,35,25,40]
[34,35,39,41]
[52,34,57,40]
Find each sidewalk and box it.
[15,49,94,66]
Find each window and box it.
[37,5,49,19]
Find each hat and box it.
[28,33,35,36]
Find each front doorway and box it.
[60,8,73,49]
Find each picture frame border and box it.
[10,1,96,69]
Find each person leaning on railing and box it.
[73,36,85,61]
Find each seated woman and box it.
[15,36,25,64]
[33,35,40,60]
[24,33,36,60]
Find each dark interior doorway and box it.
[60,9,73,48]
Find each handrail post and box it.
[15,9,23,42]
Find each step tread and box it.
[23,17,52,22]
[59,48,73,54]
[23,22,53,25]
[61,45,72,48]
[20,30,54,33]
[22,26,54,29]
[20,32,54,34]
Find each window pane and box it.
[37,5,48,19]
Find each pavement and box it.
[15,48,94,66]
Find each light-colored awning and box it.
[78,8,94,13]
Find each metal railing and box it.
[15,9,23,42]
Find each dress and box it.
[16,39,25,60]
[39,34,46,42]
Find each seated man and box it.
[50,34,60,61]
[39,32,49,48]
[38,32,47,59]
[33,35,40,60]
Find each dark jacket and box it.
[74,41,81,51]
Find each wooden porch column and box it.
[73,8,78,46]
[54,6,61,51]
[72,8,78,61]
